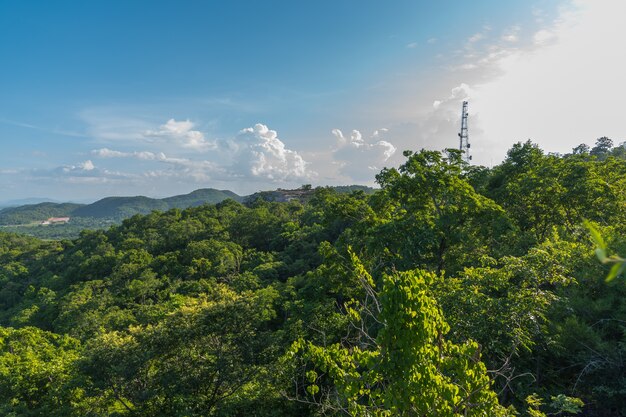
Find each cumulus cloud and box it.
[231,123,313,181]
[331,128,396,180]
[91,123,314,185]
[78,160,95,171]
[60,160,96,174]
[144,119,215,151]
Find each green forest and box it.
[1,139,625,416]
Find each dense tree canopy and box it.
[0,140,624,416]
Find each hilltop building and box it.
[41,217,70,225]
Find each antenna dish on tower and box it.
[458,101,471,163]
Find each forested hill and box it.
[0,202,83,225]
[0,188,241,225]
[0,186,375,227]
[71,188,242,219]
[0,139,625,416]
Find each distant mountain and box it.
[0,197,60,208]
[0,202,84,225]
[0,189,241,225]
[0,186,374,226]
[73,189,242,221]
[72,196,169,220]
[162,188,242,207]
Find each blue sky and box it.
[1,0,622,201]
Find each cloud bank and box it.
[331,128,396,180]
[90,122,315,189]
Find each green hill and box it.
[162,188,242,207]
[73,189,242,221]
[0,202,84,225]
[0,189,242,228]
[0,187,370,229]
[72,196,169,220]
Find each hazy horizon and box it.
[0,183,380,207]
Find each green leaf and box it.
[585,220,606,250]
[306,384,319,395]
[605,262,626,283]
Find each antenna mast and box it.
[458,101,471,162]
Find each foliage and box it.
[0,143,624,416]
[586,220,626,282]
[0,202,83,225]
[290,254,508,416]
[0,326,83,416]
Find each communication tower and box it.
[458,101,471,162]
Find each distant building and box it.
[41,217,70,225]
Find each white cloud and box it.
[331,128,396,180]
[231,123,313,181]
[406,42,418,49]
[82,111,217,152]
[468,33,485,43]
[92,148,166,161]
[91,123,314,185]
[501,25,521,42]
[24,160,136,186]
[78,160,95,171]
[62,160,96,173]
[144,119,215,151]
[449,83,473,102]
[92,148,127,158]
[331,128,346,145]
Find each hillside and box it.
[0,186,372,231]
[162,188,242,207]
[0,202,84,225]
[0,188,242,225]
[72,196,170,219]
